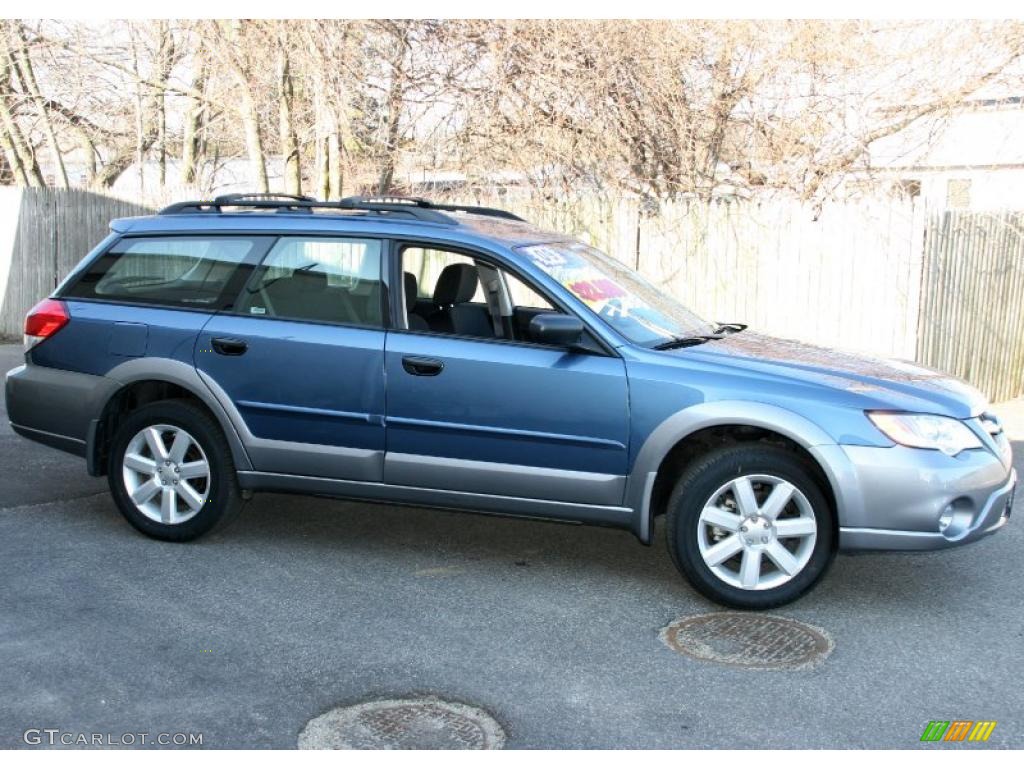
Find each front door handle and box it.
[402,356,444,376]
[211,337,248,356]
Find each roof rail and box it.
[342,195,526,222]
[158,193,526,224]
[216,192,318,204]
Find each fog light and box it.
[938,498,974,540]
[938,507,954,531]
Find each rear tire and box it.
[666,444,835,609]
[108,399,242,542]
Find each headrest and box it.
[434,263,479,305]
[403,271,418,312]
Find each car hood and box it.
[678,332,987,418]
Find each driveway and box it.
[1,342,1021,748]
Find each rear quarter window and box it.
[63,236,269,309]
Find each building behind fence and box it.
[0,186,1022,401]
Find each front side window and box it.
[399,245,561,345]
[400,246,492,338]
[64,236,266,308]
[518,241,713,346]
[236,237,384,327]
[504,270,554,311]
[402,247,485,303]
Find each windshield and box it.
[517,241,714,346]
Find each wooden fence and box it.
[0,187,152,336]
[468,194,926,360]
[0,186,1022,401]
[917,211,1024,402]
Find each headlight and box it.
[867,412,983,456]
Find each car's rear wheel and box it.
[666,444,835,609]
[108,399,242,541]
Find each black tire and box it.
[108,399,243,542]
[666,444,835,610]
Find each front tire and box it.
[666,444,835,609]
[108,399,242,542]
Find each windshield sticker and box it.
[521,242,708,344]
[569,278,627,303]
[524,247,633,310]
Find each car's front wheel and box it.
[666,444,835,609]
[108,399,243,541]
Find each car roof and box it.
[109,209,572,250]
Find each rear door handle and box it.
[211,337,248,356]
[402,356,444,376]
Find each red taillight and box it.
[24,298,69,346]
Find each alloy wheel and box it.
[121,424,211,525]
[697,474,818,590]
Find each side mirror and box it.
[529,313,584,348]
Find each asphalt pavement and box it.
[1,343,1022,749]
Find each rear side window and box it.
[235,237,384,327]
[64,236,267,309]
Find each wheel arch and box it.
[626,401,847,545]
[88,358,251,476]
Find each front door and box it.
[195,235,388,481]
[384,243,629,505]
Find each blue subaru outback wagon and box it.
[5,193,1016,608]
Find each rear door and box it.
[51,234,271,377]
[195,236,389,481]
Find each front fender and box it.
[625,400,857,544]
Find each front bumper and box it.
[811,442,1015,551]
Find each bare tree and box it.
[180,32,209,187]
[3,18,1022,205]
[203,20,271,192]
[0,24,45,186]
[275,22,302,196]
[4,20,68,187]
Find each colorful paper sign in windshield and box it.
[522,243,681,340]
[523,245,629,308]
[569,278,626,303]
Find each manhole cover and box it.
[660,612,833,670]
[298,697,506,749]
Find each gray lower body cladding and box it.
[6,362,119,456]
[7,361,1015,550]
[825,442,1015,551]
